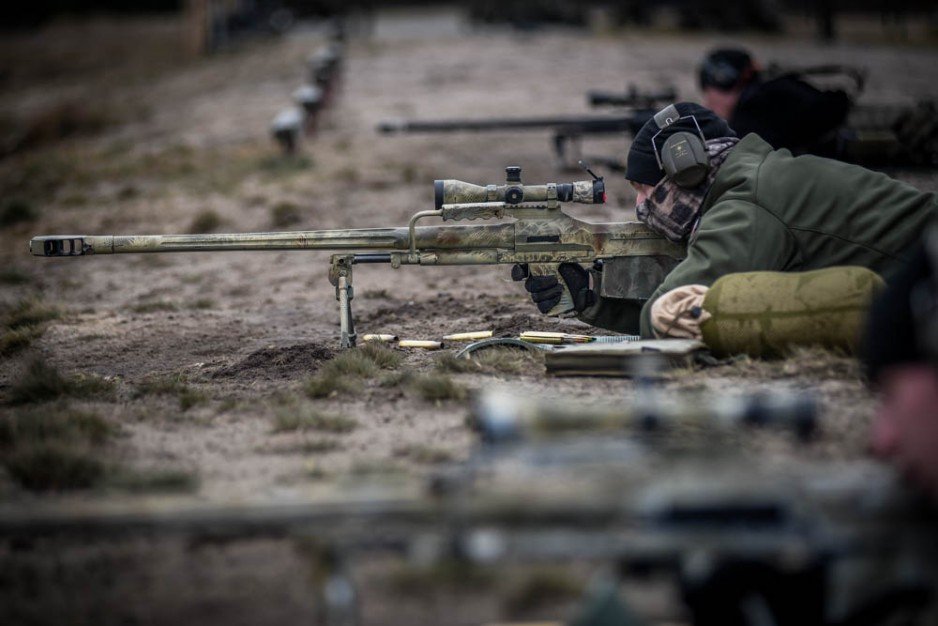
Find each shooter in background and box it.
[698,47,852,158]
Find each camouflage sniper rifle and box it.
[30,166,685,348]
[377,86,677,171]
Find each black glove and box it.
[511,263,596,314]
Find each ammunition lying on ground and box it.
[442,330,493,342]
[398,340,444,350]
[362,334,398,343]
[520,331,594,344]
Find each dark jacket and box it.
[578,134,938,337]
[730,75,850,157]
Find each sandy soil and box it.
[1,9,937,625]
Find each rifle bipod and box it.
[329,253,393,348]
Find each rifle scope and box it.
[434,166,605,209]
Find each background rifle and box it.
[377,85,676,171]
[29,166,685,349]
[0,388,932,626]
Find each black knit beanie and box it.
[626,102,737,187]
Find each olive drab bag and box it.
[701,267,885,357]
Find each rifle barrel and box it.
[30,224,516,257]
[378,114,650,136]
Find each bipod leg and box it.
[330,255,356,349]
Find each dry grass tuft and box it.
[378,370,413,388]
[3,443,106,491]
[134,373,206,411]
[0,406,114,448]
[0,326,44,357]
[305,345,403,398]
[2,299,60,330]
[305,373,359,399]
[409,374,467,402]
[0,299,61,356]
[436,347,542,375]
[358,343,404,369]
[272,408,357,434]
[6,360,116,406]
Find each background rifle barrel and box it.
[378,114,646,134]
[30,224,516,256]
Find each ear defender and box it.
[652,104,711,188]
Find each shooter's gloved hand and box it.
[511,263,596,314]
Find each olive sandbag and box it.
[700,267,885,357]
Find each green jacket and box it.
[578,133,938,337]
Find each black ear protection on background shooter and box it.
[651,104,710,188]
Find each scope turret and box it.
[434,165,605,209]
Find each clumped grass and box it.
[436,347,541,375]
[0,198,39,227]
[305,372,359,399]
[358,343,404,369]
[130,300,178,314]
[2,299,60,330]
[270,201,303,227]
[304,345,402,398]
[394,444,452,464]
[188,298,215,310]
[0,299,61,356]
[409,374,467,402]
[0,326,44,357]
[107,468,198,493]
[378,370,412,388]
[0,406,114,448]
[133,373,206,411]
[0,404,117,492]
[187,209,222,234]
[7,360,116,405]
[272,408,357,434]
[0,267,32,285]
[3,443,106,491]
[502,569,584,615]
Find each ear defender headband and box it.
[651,104,710,188]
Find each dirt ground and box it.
[1,9,937,625]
